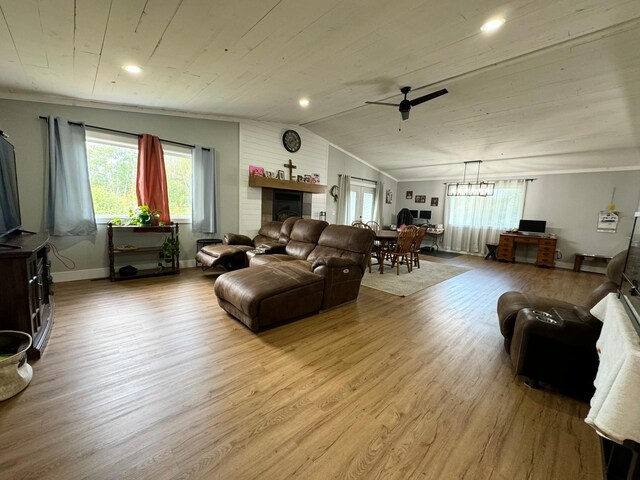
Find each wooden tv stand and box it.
[0,232,54,358]
[496,233,557,267]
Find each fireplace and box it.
[261,188,312,224]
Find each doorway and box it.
[348,183,376,224]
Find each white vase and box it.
[0,331,33,402]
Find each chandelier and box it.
[446,160,495,196]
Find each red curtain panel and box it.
[136,134,171,223]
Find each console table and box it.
[108,223,180,281]
[496,233,557,267]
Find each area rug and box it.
[361,260,470,297]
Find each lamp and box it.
[446,161,495,197]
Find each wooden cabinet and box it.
[497,233,557,267]
[107,223,180,281]
[0,233,54,359]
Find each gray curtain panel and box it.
[191,145,218,233]
[336,174,351,225]
[45,117,97,236]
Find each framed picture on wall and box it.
[385,189,393,204]
[406,191,413,199]
[431,197,439,207]
[415,195,426,203]
[277,170,285,180]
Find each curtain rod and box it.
[340,173,377,183]
[38,116,210,151]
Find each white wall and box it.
[326,146,397,226]
[398,171,640,272]
[0,98,239,281]
[396,181,446,225]
[522,171,640,270]
[239,120,327,236]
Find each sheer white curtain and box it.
[443,179,527,253]
[336,174,351,225]
[191,145,217,233]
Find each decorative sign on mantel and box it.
[248,175,326,194]
[248,163,321,185]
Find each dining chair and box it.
[411,225,429,268]
[365,221,382,272]
[382,225,417,275]
[351,220,375,272]
[365,221,380,232]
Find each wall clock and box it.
[282,130,301,153]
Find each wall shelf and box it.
[248,175,326,194]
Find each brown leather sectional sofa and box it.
[203,218,375,331]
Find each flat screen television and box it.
[518,219,546,234]
[0,135,22,238]
[419,210,432,220]
[409,209,418,218]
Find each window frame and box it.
[85,129,193,224]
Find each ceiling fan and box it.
[365,86,448,120]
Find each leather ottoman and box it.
[510,307,601,398]
[214,263,324,331]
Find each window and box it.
[86,130,192,219]
[443,179,526,253]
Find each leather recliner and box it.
[497,251,626,396]
[195,217,299,270]
[497,251,626,354]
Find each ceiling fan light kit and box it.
[366,86,448,121]
[446,160,495,197]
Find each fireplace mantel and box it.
[248,175,326,194]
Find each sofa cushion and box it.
[214,263,324,331]
[285,219,328,259]
[250,254,303,267]
[279,216,300,243]
[307,225,375,274]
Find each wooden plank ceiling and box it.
[0,0,639,180]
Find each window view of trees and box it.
[87,142,137,216]
[86,140,192,218]
[164,151,192,217]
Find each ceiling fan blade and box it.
[365,101,400,107]
[409,88,448,107]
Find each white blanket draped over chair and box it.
[587,293,640,444]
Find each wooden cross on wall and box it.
[284,159,297,180]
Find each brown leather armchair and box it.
[496,251,626,396]
[497,251,626,354]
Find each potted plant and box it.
[128,205,153,226]
[158,234,180,265]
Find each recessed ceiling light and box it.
[481,17,505,33]
[122,65,143,74]
[299,98,310,107]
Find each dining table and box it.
[374,230,398,274]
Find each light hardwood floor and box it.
[0,255,605,479]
